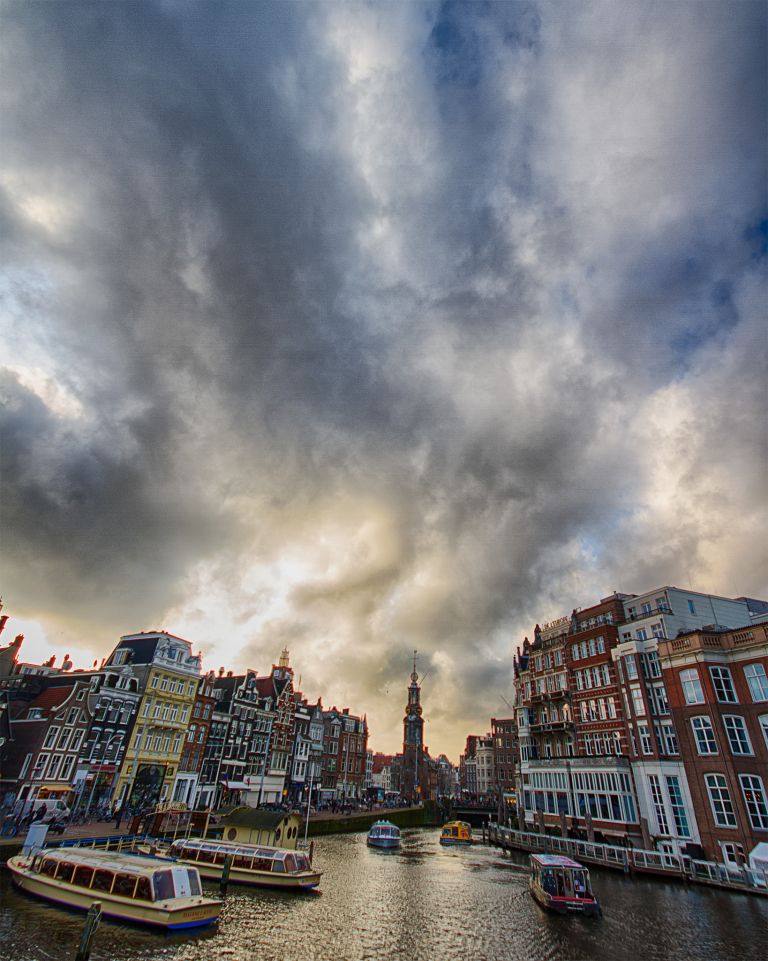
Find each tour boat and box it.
[439,820,473,845]
[7,847,221,930]
[529,853,601,917]
[161,837,322,890]
[366,820,401,849]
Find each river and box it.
[1,828,766,961]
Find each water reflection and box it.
[0,828,765,961]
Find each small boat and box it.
[162,837,322,890]
[439,820,472,845]
[529,853,601,917]
[367,820,401,849]
[7,847,221,930]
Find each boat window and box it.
[186,870,201,896]
[135,877,153,901]
[233,856,253,870]
[253,857,273,872]
[213,852,227,865]
[91,869,114,893]
[55,862,76,883]
[113,874,138,898]
[284,854,297,872]
[72,866,94,888]
[40,858,58,878]
[272,859,285,873]
[295,854,310,872]
[153,870,175,901]
[196,849,215,864]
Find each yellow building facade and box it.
[109,632,201,813]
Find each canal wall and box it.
[486,823,768,897]
[305,804,439,837]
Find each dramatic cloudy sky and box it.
[1,1,765,757]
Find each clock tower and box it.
[402,651,425,803]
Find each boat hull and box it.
[8,862,219,929]
[439,838,472,846]
[187,860,321,890]
[530,881,601,917]
[367,837,401,849]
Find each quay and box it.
[486,822,768,896]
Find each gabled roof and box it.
[23,685,73,717]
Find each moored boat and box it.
[164,837,322,890]
[439,820,472,845]
[7,847,221,930]
[529,853,601,917]
[367,820,401,849]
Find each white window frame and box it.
[705,774,737,828]
[739,774,768,830]
[680,669,704,705]
[710,666,738,704]
[691,716,718,755]
[723,715,753,756]
[744,663,768,703]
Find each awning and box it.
[219,781,249,790]
[39,784,74,793]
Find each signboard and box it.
[540,615,570,641]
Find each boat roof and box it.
[38,848,179,878]
[530,853,584,868]
[170,837,296,858]
[370,820,399,828]
[442,821,471,829]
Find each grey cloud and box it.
[0,1,765,755]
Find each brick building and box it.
[660,622,768,866]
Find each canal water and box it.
[1,828,766,961]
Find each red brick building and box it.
[660,622,768,866]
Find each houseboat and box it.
[367,820,401,849]
[162,837,322,890]
[529,853,601,917]
[439,821,472,845]
[7,847,221,930]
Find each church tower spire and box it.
[402,650,425,803]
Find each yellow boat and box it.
[439,820,473,845]
[7,847,221,930]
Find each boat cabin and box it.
[170,838,313,875]
[31,848,203,901]
[529,853,600,916]
[440,821,472,844]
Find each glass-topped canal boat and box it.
[366,820,401,849]
[159,837,322,890]
[7,847,221,930]
[439,821,473,845]
[529,853,601,917]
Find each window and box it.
[739,775,768,830]
[705,774,737,828]
[680,669,704,705]
[43,727,59,750]
[760,715,768,751]
[637,629,648,641]
[660,722,678,755]
[710,667,737,704]
[687,600,696,614]
[723,716,753,756]
[745,663,768,702]
[691,716,718,754]
[641,602,652,615]
[69,730,84,753]
[638,723,653,755]
[631,687,646,717]
[665,776,691,838]
[596,636,605,654]
[625,656,638,680]
[651,623,664,639]
[59,755,76,781]
[648,774,669,834]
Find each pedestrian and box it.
[114,803,123,830]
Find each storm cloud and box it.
[1,1,765,756]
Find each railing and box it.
[486,824,768,895]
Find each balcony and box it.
[530,689,568,703]
[529,719,574,733]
